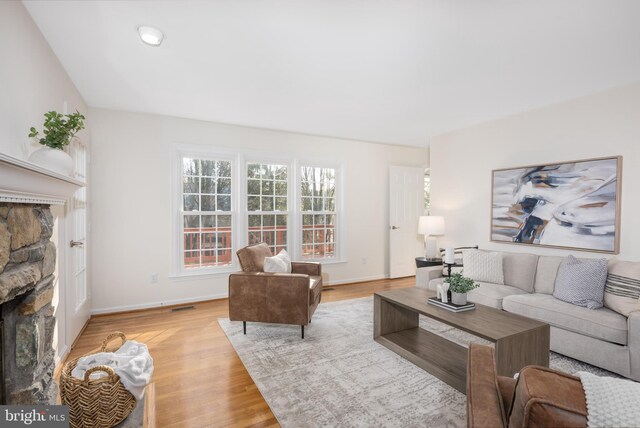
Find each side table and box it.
[415,257,442,268]
[415,257,443,289]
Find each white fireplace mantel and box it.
[0,152,85,205]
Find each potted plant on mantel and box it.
[444,272,479,305]
[28,110,85,176]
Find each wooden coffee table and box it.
[374,287,549,393]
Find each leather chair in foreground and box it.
[228,243,322,338]
[467,343,588,428]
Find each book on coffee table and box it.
[427,297,475,312]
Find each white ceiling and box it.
[24,0,640,147]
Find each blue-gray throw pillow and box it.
[553,256,608,309]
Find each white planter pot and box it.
[29,147,74,176]
[451,292,467,305]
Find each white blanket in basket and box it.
[72,340,153,400]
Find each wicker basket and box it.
[60,332,137,428]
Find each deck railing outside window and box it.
[183,224,335,266]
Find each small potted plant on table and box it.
[28,110,85,175]
[444,272,479,305]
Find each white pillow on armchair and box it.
[263,249,292,273]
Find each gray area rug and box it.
[218,296,616,428]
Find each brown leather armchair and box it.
[228,243,322,338]
[467,343,588,428]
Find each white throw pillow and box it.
[278,249,292,272]
[263,249,292,273]
[462,249,504,285]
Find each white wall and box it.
[430,82,640,261]
[0,1,87,158]
[89,108,427,313]
[0,1,89,361]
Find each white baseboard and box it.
[90,275,396,315]
[55,345,69,366]
[324,274,390,286]
[90,292,228,315]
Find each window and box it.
[424,173,431,214]
[172,147,343,276]
[181,157,233,269]
[300,166,336,259]
[247,163,289,254]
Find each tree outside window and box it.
[173,150,342,275]
[247,163,288,255]
[181,158,233,269]
[301,166,336,259]
[424,174,431,214]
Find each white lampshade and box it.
[418,216,445,236]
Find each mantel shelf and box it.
[0,152,85,205]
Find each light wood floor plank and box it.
[59,277,415,427]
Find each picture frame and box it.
[490,156,622,254]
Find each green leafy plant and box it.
[444,271,479,294]
[28,110,85,150]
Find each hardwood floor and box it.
[61,277,415,428]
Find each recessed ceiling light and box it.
[137,26,164,47]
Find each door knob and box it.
[70,240,84,248]
[391,226,400,230]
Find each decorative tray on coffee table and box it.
[427,297,475,313]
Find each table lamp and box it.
[418,216,445,260]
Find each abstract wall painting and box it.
[491,156,622,253]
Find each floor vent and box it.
[171,305,195,312]
[323,287,336,291]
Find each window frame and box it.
[295,159,345,264]
[171,146,240,277]
[424,168,431,215]
[243,158,294,256]
[171,145,346,278]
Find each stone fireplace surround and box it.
[0,152,85,405]
[0,203,57,404]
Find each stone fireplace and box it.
[0,203,58,404]
[0,151,85,405]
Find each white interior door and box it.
[389,166,424,278]
[66,141,90,347]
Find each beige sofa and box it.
[424,251,640,381]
